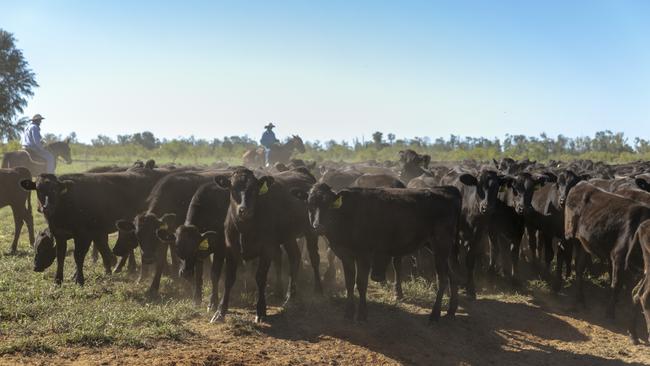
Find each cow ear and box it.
[20,179,36,191]
[493,159,499,169]
[60,180,74,194]
[290,188,308,201]
[160,213,176,229]
[635,178,650,192]
[330,193,344,209]
[459,174,478,186]
[156,228,175,243]
[116,220,135,233]
[214,175,231,189]
[145,159,156,169]
[258,176,275,195]
[422,155,431,168]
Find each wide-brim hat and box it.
[264,123,275,129]
[31,114,45,122]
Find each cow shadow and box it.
[251,292,646,366]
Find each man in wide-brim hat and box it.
[260,123,279,166]
[22,114,55,173]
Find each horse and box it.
[2,140,72,176]
[242,135,306,167]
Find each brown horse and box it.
[242,135,306,167]
[2,140,72,176]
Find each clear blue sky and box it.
[2,0,649,143]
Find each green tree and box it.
[0,29,38,141]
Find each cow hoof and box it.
[629,335,640,345]
[210,311,226,323]
[254,315,265,323]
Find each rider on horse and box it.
[260,123,279,167]
[22,114,55,174]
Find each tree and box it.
[372,131,384,149]
[0,29,38,141]
[387,133,396,145]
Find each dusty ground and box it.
[3,281,650,366]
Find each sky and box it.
[2,0,649,144]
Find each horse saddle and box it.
[21,149,47,165]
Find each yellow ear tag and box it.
[198,239,209,251]
[499,186,506,193]
[534,184,541,192]
[330,196,343,209]
[61,188,67,194]
[259,181,269,195]
[160,223,168,230]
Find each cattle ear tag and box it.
[259,181,269,195]
[60,188,67,195]
[199,239,209,251]
[534,184,541,192]
[160,223,168,230]
[499,186,505,193]
[330,196,343,209]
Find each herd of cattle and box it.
[2,151,650,344]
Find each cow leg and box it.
[629,277,645,344]
[271,246,284,298]
[211,252,237,322]
[305,232,323,294]
[447,255,460,319]
[194,259,205,306]
[510,238,521,286]
[283,240,300,304]
[73,237,92,286]
[341,256,356,320]
[431,252,450,323]
[170,245,180,280]
[255,253,272,323]
[574,245,588,308]
[641,279,650,344]
[94,234,115,275]
[127,251,137,273]
[324,247,337,285]
[209,252,225,312]
[606,252,626,319]
[393,256,404,300]
[465,239,478,300]
[24,208,35,246]
[9,205,23,254]
[54,237,67,285]
[487,230,499,276]
[526,225,538,264]
[146,246,166,299]
[356,257,370,322]
[542,234,554,276]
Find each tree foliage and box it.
[0,29,38,141]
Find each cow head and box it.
[215,169,274,222]
[20,174,74,217]
[169,224,217,279]
[133,212,176,265]
[459,170,512,214]
[295,183,342,235]
[33,229,56,272]
[509,172,555,215]
[557,170,590,208]
[399,149,431,182]
[114,220,139,257]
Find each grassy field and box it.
[1,161,650,365]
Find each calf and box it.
[1,167,35,253]
[565,182,648,318]
[440,169,511,298]
[299,183,461,322]
[630,220,650,344]
[398,149,431,183]
[21,168,168,285]
[210,168,319,323]
[115,170,231,298]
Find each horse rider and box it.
[22,114,55,174]
[260,123,279,166]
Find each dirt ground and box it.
[3,281,650,366]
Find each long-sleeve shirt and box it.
[22,123,44,149]
[260,130,278,148]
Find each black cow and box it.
[398,149,431,183]
[630,220,650,344]
[440,169,512,298]
[297,183,461,322]
[1,167,35,253]
[565,182,647,318]
[210,167,319,323]
[351,173,405,189]
[21,168,169,285]
[319,168,362,191]
[115,170,231,298]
